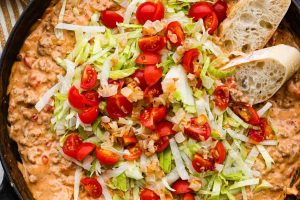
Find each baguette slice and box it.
[221,44,300,104]
[219,0,291,53]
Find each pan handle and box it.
[0,175,19,200]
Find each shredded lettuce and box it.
[229,178,259,190]
[254,180,272,192]
[159,147,173,173]
[55,23,106,33]
[125,162,143,180]
[208,64,235,79]
[110,67,137,80]
[256,145,274,170]
[109,173,128,192]
[200,57,214,89]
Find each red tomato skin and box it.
[248,128,264,143]
[192,153,214,172]
[212,141,226,164]
[213,85,230,110]
[204,11,219,34]
[184,119,211,141]
[63,133,82,158]
[80,65,98,90]
[213,0,228,22]
[123,135,138,146]
[81,178,102,198]
[155,136,169,153]
[156,121,175,137]
[79,106,99,124]
[166,21,185,46]
[182,49,200,74]
[101,10,124,29]
[123,145,143,161]
[135,52,161,65]
[232,103,260,125]
[260,117,273,137]
[138,36,166,53]
[140,188,160,200]
[144,82,163,100]
[96,148,119,165]
[140,107,155,130]
[82,91,101,107]
[183,193,195,200]
[68,86,86,110]
[132,69,148,90]
[106,94,133,119]
[188,2,214,21]
[172,180,192,195]
[152,106,167,123]
[136,2,165,24]
[144,65,163,86]
[76,142,96,161]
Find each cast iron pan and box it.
[0,0,299,200]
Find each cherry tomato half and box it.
[156,121,175,137]
[106,94,133,119]
[183,193,195,200]
[211,141,226,164]
[213,85,230,110]
[192,153,214,172]
[81,178,102,198]
[80,65,98,90]
[188,2,214,21]
[232,103,260,125]
[204,11,219,34]
[135,52,161,65]
[63,133,82,158]
[155,136,169,153]
[68,86,86,110]
[96,148,119,165]
[248,128,264,143]
[132,69,148,91]
[101,10,124,29]
[172,179,192,195]
[76,142,96,161]
[139,35,166,53]
[166,21,185,46]
[182,49,200,74]
[213,0,228,22]
[123,135,138,147]
[248,118,272,143]
[144,82,163,100]
[136,2,165,24]
[140,106,167,130]
[140,188,160,200]
[123,145,142,161]
[184,116,211,141]
[144,65,163,86]
[79,106,99,124]
[82,90,101,107]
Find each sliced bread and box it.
[219,0,291,53]
[221,44,300,104]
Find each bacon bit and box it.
[42,155,49,165]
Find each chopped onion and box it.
[161,178,176,192]
[166,169,180,185]
[256,145,274,170]
[73,167,82,200]
[229,178,259,190]
[35,83,61,112]
[97,177,112,200]
[98,84,118,97]
[174,132,186,143]
[257,102,272,117]
[55,23,106,33]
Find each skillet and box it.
[0,0,299,199]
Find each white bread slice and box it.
[221,44,300,104]
[219,0,291,53]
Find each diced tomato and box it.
[156,121,175,137]
[172,180,192,195]
[183,193,195,200]
[79,106,99,124]
[101,10,124,29]
[144,82,163,100]
[123,144,142,161]
[213,0,228,22]
[211,141,226,164]
[260,118,273,138]
[249,118,272,142]
[232,103,260,125]
[96,148,119,165]
[213,85,230,110]
[188,2,214,21]
[136,2,165,24]
[123,135,138,146]
[80,65,98,90]
[135,52,161,65]
[152,106,168,122]
[144,65,163,86]
[82,91,101,107]
[248,128,264,143]
[63,133,82,158]
[68,86,86,110]
[184,116,211,141]
[182,49,200,74]
[166,21,185,46]
[108,79,125,91]
[131,69,148,90]
[106,94,133,119]
[81,178,102,198]
[204,11,219,34]
[76,142,96,161]
[155,136,169,153]
[192,153,214,172]
[140,106,167,130]
[140,188,160,200]
[138,35,166,53]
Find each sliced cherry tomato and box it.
[123,135,138,146]
[155,136,169,153]
[182,49,199,74]
[80,65,98,90]
[136,2,165,24]
[140,188,160,200]
[166,21,185,46]
[188,2,214,21]
[144,82,163,100]
[131,69,147,90]
[248,118,272,143]
[211,141,226,164]
[156,121,175,137]
[172,179,192,195]
[232,103,260,125]
[144,65,163,86]
[183,193,195,200]
[68,86,86,110]
[63,133,82,158]
[140,106,167,130]
[96,148,119,165]
[123,145,142,161]
[101,10,124,29]
[79,106,99,124]
[135,52,161,65]
[81,178,102,198]
[213,0,228,22]
[184,116,211,141]
[76,142,96,161]
[138,36,166,53]
[204,11,219,34]
[260,118,273,138]
[106,94,133,119]
[192,153,214,172]
[213,85,230,110]
[248,128,264,143]
[82,91,101,107]
[152,106,167,122]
